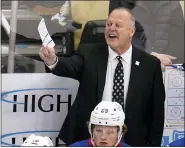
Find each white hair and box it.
[112,7,136,28]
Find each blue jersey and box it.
[169,138,185,147]
[69,139,129,147]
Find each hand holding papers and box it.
[38,18,57,66]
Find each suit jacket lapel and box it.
[125,48,141,113]
[97,44,109,102]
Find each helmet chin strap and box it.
[114,130,123,146]
[91,134,96,146]
[89,124,96,146]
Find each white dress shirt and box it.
[47,57,58,69]
[102,45,132,108]
[47,45,132,107]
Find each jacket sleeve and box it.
[147,59,165,146]
[45,45,84,80]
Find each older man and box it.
[39,8,165,146]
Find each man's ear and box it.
[130,27,136,38]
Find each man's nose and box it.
[110,24,116,31]
[100,133,107,140]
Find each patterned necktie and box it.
[112,56,124,109]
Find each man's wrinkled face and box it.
[92,125,119,147]
[105,9,135,51]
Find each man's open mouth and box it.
[109,34,117,39]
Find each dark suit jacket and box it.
[46,43,165,146]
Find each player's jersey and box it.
[69,139,129,147]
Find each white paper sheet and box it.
[38,18,55,48]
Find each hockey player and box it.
[21,134,53,146]
[69,101,129,147]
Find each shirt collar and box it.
[108,44,132,64]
